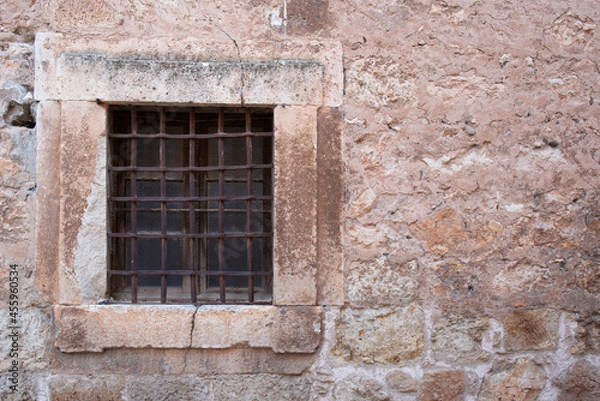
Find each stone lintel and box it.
[55,54,322,105]
[34,33,342,107]
[54,305,322,353]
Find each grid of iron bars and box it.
[108,106,274,304]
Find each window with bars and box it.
[108,106,274,304]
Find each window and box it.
[108,106,274,304]
[35,33,343,354]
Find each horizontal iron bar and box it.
[108,270,273,276]
[108,195,272,202]
[109,132,273,139]
[109,300,273,305]
[108,164,273,172]
[108,232,272,239]
[110,207,272,213]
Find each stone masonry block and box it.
[504,309,559,351]
[420,370,465,401]
[191,306,321,353]
[48,375,125,401]
[54,305,195,352]
[58,101,106,305]
[316,106,344,306]
[479,358,546,401]
[125,376,210,401]
[273,105,318,305]
[212,374,311,400]
[334,304,424,364]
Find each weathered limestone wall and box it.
[1,0,599,400]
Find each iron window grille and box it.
[107,106,274,304]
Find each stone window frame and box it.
[35,33,343,353]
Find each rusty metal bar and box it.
[110,132,272,139]
[108,164,273,172]
[246,109,254,303]
[218,109,226,303]
[160,108,167,303]
[108,270,272,276]
[130,109,138,303]
[189,107,197,303]
[108,232,271,239]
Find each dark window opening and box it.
[108,106,274,304]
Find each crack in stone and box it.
[189,305,199,346]
[216,27,245,106]
[183,305,200,372]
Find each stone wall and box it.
[1,0,599,400]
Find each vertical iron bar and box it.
[130,109,138,303]
[199,112,208,300]
[160,108,167,303]
[264,121,273,297]
[218,109,226,303]
[246,109,254,303]
[189,107,197,303]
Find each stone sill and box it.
[54,305,322,354]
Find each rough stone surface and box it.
[385,370,417,393]
[0,186,31,242]
[431,315,489,363]
[479,359,547,401]
[503,309,560,351]
[333,304,424,363]
[193,306,322,353]
[0,41,36,86]
[48,376,125,401]
[428,259,484,314]
[333,373,390,401]
[411,208,469,255]
[420,370,465,401]
[575,259,600,294]
[272,306,323,353]
[0,125,35,242]
[212,374,310,401]
[554,360,600,401]
[1,80,34,127]
[285,0,329,36]
[346,56,417,109]
[572,314,600,354]
[125,376,210,401]
[346,256,419,307]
